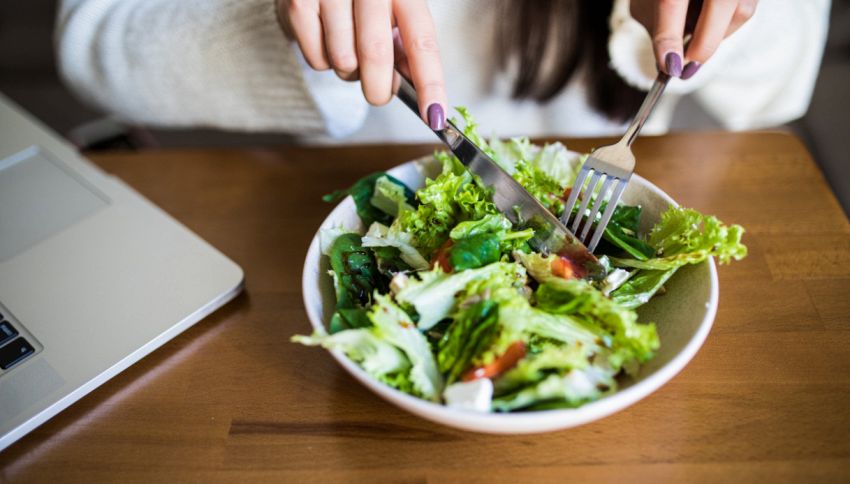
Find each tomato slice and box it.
[461,341,527,382]
[551,255,577,280]
[431,239,454,273]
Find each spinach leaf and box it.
[369,246,412,277]
[600,205,656,260]
[323,172,416,227]
[329,307,373,334]
[611,204,641,232]
[328,233,386,333]
[449,233,502,271]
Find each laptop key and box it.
[0,337,35,370]
[0,321,17,346]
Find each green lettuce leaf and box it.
[361,222,430,270]
[454,106,495,157]
[395,152,498,257]
[489,137,581,188]
[370,174,415,218]
[512,161,566,216]
[514,251,559,284]
[368,294,443,400]
[292,328,411,385]
[437,299,500,383]
[608,206,747,308]
[493,343,590,395]
[611,206,747,270]
[489,136,534,174]
[394,262,527,330]
[609,268,676,309]
[483,298,602,366]
[529,142,581,188]
[535,278,659,368]
[491,366,616,412]
[319,227,355,257]
[454,109,571,215]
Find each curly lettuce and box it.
[610,206,747,270]
[394,152,498,257]
[609,207,747,308]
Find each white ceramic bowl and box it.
[302,156,718,434]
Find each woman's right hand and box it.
[277,0,448,130]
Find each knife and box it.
[395,75,606,280]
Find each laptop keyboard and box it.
[0,312,34,370]
[0,320,17,345]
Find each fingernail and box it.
[681,61,701,80]
[665,52,682,77]
[427,103,445,130]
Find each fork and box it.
[560,71,671,252]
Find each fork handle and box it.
[621,72,671,147]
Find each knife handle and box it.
[395,72,421,118]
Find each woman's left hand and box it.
[632,0,759,79]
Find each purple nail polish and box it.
[427,103,446,130]
[681,61,701,80]
[665,52,682,77]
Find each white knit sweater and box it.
[56,0,830,143]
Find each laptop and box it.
[0,93,244,451]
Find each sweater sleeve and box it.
[56,0,369,136]
[607,0,831,131]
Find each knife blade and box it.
[395,75,606,280]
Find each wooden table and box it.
[1,132,849,482]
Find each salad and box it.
[294,109,747,412]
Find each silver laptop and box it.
[0,93,244,451]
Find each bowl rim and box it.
[301,157,719,434]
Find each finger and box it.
[354,0,394,105]
[393,0,447,128]
[652,0,689,77]
[287,0,330,70]
[319,0,358,78]
[685,0,738,69]
[391,27,410,94]
[392,27,411,79]
[726,0,757,37]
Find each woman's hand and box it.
[633,0,758,79]
[277,0,447,129]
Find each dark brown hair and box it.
[498,0,644,122]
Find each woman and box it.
[56,0,830,143]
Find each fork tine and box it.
[587,178,628,252]
[560,166,590,227]
[579,176,614,242]
[570,171,601,235]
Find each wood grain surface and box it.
[1,132,848,483]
